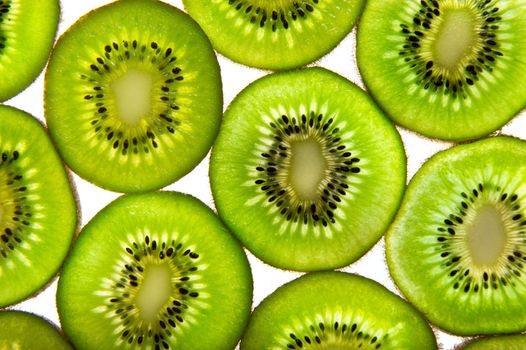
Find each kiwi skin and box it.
[0,0,60,101]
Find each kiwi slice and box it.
[210,67,406,271]
[460,335,526,350]
[0,311,72,349]
[0,105,76,307]
[387,136,526,335]
[183,0,365,70]
[357,0,526,140]
[57,191,252,350]
[241,271,437,349]
[0,0,59,101]
[45,0,222,192]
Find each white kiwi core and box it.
[135,263,172,322]
[465,204,507,266]
[111,68,153,126]
[288,139,327,201]
[432,9,476,69]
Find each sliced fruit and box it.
[387,136,526,335]
[241,271,437,349]
[210,67,406,271]
[45,0,222,192]
[0,105,76,307]
[460,335,526,350]
[357,0,526,140]
[0,0,59,101]
[0,311,72,349]
[183,0,365,70]
[57,191,252,350]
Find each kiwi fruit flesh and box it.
[387,136,526,335]
[357,0,526,140]
[0,311,73,349]
[210,67,406,271]
[460,335,526,349]
[183,0,366,70]
[45,0,222,193]
[241,271,437,349]
[57,191,252,350]
[0,105,76,308]
[0,0,59,101]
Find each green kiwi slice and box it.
[57,191,252,350]
[210,67,406,271]
[0,0,59,101]
[460,335,526,350]
[183,0,365,70]
[241,271,437,349]
[45,0,222,192]
[0,105,76,307]
[357,0,526,140]
[387,136,526,335]
[0,311,72,349]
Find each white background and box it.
[7,1,526,349]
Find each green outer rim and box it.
[460,335,526,350]
[57,191,253,350]
[0,105,77,308]
[45,0,222,193]
[241,271,437,349]
[0,0,59,102]
[183,0,366,70]
[210,67,406,271]
[386,136,526,335]
[356,0,526,141]
[0,311,73,349]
